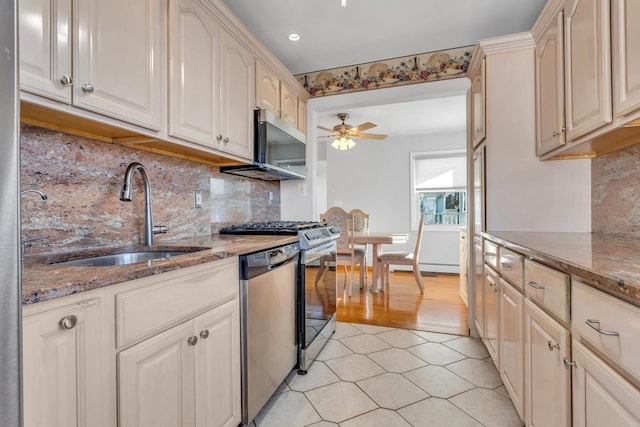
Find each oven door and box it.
[298,241,337,367]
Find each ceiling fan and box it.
[317,113,388,143]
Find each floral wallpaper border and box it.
[295,45,473,97]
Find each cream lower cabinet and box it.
[473,237,484,338]
[119,299,240,427]
[484,265,500,365]
[572,338,640,426]
[459,230,468,307]
[22,292,103,427]
[524,298,571,427]
[498,278,524,419]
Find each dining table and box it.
[352,231,409,293]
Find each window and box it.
[411,151,467,229]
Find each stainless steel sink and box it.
[52,250,195,267]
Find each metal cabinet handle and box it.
[486,275,496,286]
[548,341,560,351]
[563,358,577,368]
[500,262,512,269]
[59,315,78,330]
[552,127,568,137]
[484,252,496,257]
[81,83,94,93]
[223,137,229,144]
[527,281,545,290]
[199,330,210,339]
[187,336,198,346]
[585,319,620,337]
[216,134,223,141]
[60,74,73,86]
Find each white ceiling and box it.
[222,0,546,75]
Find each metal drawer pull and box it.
[486,275,496,286]
[500,262,512,269]
[563,358,577,368]
[199,330,210,339]
[59,315,78,330]
[60,74,73,86]
[81,83,94,93]
[187,336,198,346]
[548,341,560,351]
[585,319,620,337]
[527,281,545,290]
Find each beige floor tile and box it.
[446,358,503,389]
[340,408,411,427]
[377,329,427,348]
[403,365,474,399]
[407,342,467,365]
[444,337,490,359]
[273,380,289,394]
[398,398,483,427]
[325,354,385,382]
[356,372,429,409]
[367,348,427,373]
[339,333,391,354]
[350,323,395,334]
[254,391,320,427]
[286,362,340,392]
[449,388,522,426]
[316,339,354,361]
[307,422,338,427]
[304,382,378,423]
[409,330,461,342]
[333,322,362,339]
[494,385,510,398]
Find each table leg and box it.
[370,243,383,293]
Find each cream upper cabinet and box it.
[219,29,255,160]
[74,0,165,130]
[535,8,567,155]
[280,82,298,129]
[18,0,72,103]
[470,59,486,147]
[23,294,103,427]
[255,61,280,115]
[564,0,612,141]
[499,278,524,419]
[168,0,220,145]
[298,99,308,134]
[612,0,640,120]
[524,298,571,427]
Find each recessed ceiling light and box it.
[288,33,301,42]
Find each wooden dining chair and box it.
[349,208,370,282]
[316,207,365,296]
[378,212,426,294]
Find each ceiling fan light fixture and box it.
[331,136,356,150]
[288,33,301,41]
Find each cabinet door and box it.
[484,265,500,365]
[298,98,308,134]
[473,238,485,338]
[18,0,72,102]
[535,9,566,155]
[470,59,486,147]
[23,297,102,427]
[499,279,524,418]
[256,60,280,115]
[459,233,468,307]
[280,83,298,128]
[168,0,220,145]
[75,0,164,130]
[118,321,195,427]
[572,339,640,426]
[564,0,612,141]
[524,299,571,427]
[612,0,640,119]
[194,300,241,427]
[219,29,254,160]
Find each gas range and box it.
[220,221,339,250]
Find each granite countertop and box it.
[22,234,299,305]
[483,231,640,307]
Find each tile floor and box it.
[252,322,523,427]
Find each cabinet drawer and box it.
[524,259,570,322]
[499,247,524,291]
[484,240,499,271]
[115,258,238,348]
[572,279,640,384]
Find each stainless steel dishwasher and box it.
[239,242,299,426]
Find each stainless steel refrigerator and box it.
[0,0,23,425]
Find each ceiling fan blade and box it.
[349,122,376,133]
[317,125,336,133]
[352,132,387,140]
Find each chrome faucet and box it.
[20,189,48,256]
[119,162,168,245]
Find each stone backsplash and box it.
[20,125,280,253]
[592,143,640,235]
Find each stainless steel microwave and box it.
[220,109,307,181]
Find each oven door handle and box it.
[303,242,337,262]
[267,255,298,270]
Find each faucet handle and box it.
[152,225,169,235]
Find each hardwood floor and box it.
[335,270,469,336]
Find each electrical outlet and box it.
[194,190,203,209]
